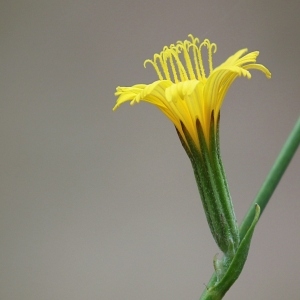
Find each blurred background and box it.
[1,0,299,299]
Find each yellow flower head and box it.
[113,35,271,152]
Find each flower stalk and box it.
[240,116,300,239]
[200,117,299,300]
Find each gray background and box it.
[1,0,300,299]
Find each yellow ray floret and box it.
[113,35,271,151]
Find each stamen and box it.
[144,59,164,80]
[188,42,201,80]
[163,48,179,83]
[199,41,207,79]
[169,46,188,82]
[181,40,196,80]
[188,34,200,45]
[143,35,218,84]
[160,48,171,80]
[207,41,217,74]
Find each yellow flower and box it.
[113,35,271,152]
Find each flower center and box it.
[144,34,217,84]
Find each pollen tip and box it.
[211,43,217,53]
[143,59,150,68]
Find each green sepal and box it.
[200,204,261,300]
[177,121,228,253]
[176,116,239,255]
[196,115,239,254]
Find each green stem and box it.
[239,117,300,239]
[200,116,300,299]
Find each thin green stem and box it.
[239,117,300,239]
[200,117,300,300]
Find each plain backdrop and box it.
[1,1,300,299]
